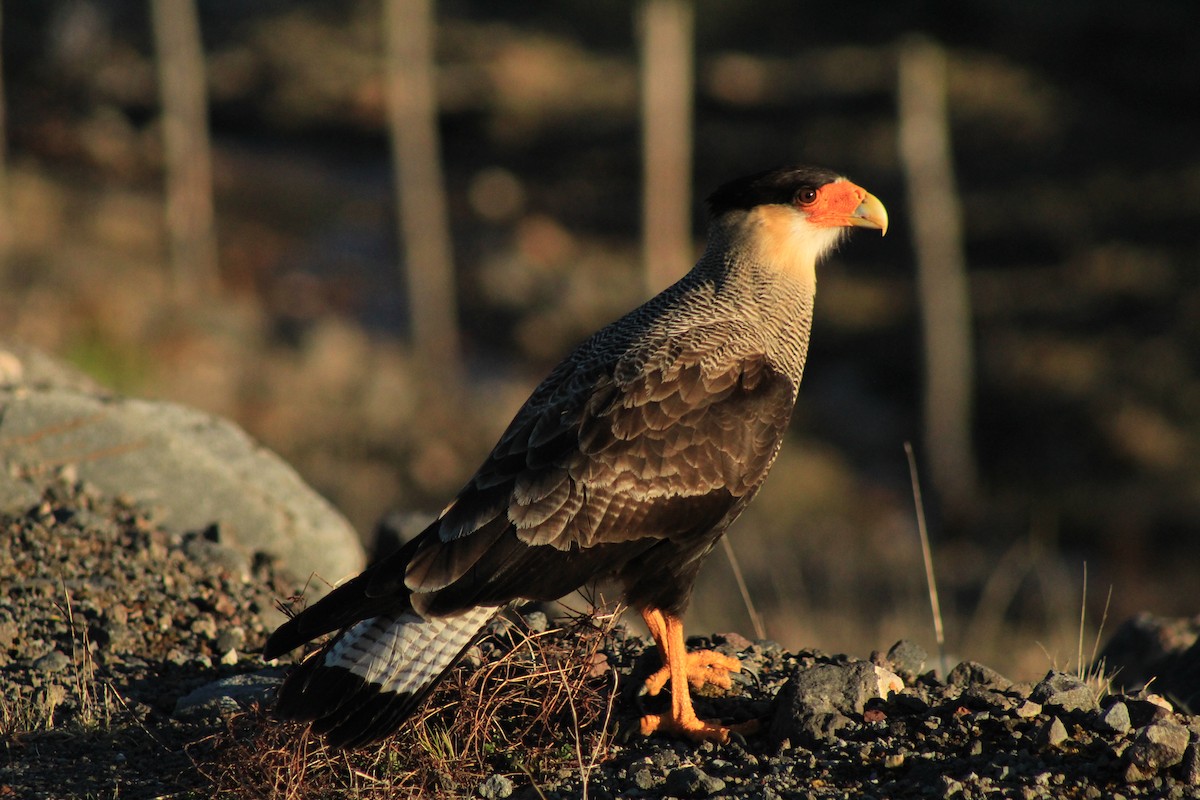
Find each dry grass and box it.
[195,607,622,799]
[0,584,118,738]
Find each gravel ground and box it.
[0,470,299,798]
[3,472,1199,799]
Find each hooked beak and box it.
[847,191,888,236]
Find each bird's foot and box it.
[638,710,759,743]
[643,649,742,696]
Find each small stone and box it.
[884,640,928,682]
[477,774,513,799]
[33,650,70,673]
[884,753,905,768]
[1015,700,1043,718]
[715,631,755,651]
[174,672,282,720]
[219,648,239,666]
[215,626,246,653]
[190,616,218,640]
[665,765,725,797]
[1038,717,1069,750]
[651,748,679,770]
[1095,702,1132,734]
[1125,697,1173,727]
[633,767,657,790]
[1031,671,1098,713]
[1126,719,1190,779]
[520,610,548,634]
[1143,693,1173,712]
[1182,743,1200,786]
[947,661,1012,690]
[105,604,129,627]
[936,775,962,798]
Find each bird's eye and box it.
[794,188,819,206]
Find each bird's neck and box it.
[689,229,819,386]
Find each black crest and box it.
[706,165,843,217]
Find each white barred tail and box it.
[326,606,499,697]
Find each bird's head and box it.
[706,165,887,288]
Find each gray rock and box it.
[936,774,963,798]
[632,766,658,790]
[521,610,549,634]
[183,531,251,580]
[0,474,40,516]
[215,626,246,654]
[885,640,928,682]
[1125,719,1190,781]
[33,650,70,673]
[173,670,283,720]
[769,661,903,745]
[477,774,513,799]
[1031,671,1098,713]
[1182,743,1200,786]
[1095,701,1132,734]
[665,765,725,797]
[947,661,1013,691]
[1038,716,1069,749]
[0,384,364,593]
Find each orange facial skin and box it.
[803,180,889,234]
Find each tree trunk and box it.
[639,0,694,295]
[151,0,219,300]
[383,0,461,379]
[897,36,978,517]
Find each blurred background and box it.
[1,0,1198,680]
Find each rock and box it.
[1126,697,1175,727]
[665,765,725,797]
[183,531,251,581]
[215,626,246,654]
[1097,613,1200,699]
[1038,716,1069,749]
[769,660,903,745]
[1095,701,1132,734]
[521,610,549,634]
[1182,743,1200,786]
[173,671,283,720]
[947,661,1013,691]
[1015,700,1043,719]
[1125,719,1190,781]
[0,475,40,516]
[1031,671,1098,713]
[632,766,658,790]
[936,774,963,798]
[477,774,513,799]
[0,384,364,593]
[32,650,70,673]
[0,340,106,393]
[715,631,755,651]
[884,640,928,683]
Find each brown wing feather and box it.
[397,349,795,606]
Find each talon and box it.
[638,607,751,744]
[642,648,742,696]
[639,710,731,743]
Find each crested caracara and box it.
[264,165,888,747]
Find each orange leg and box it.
[638,607,753,743]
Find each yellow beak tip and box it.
[851,192,888,237]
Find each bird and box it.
[263,165,888,748]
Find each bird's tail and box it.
[275,604,499,748]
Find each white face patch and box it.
[729,204,849,291]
